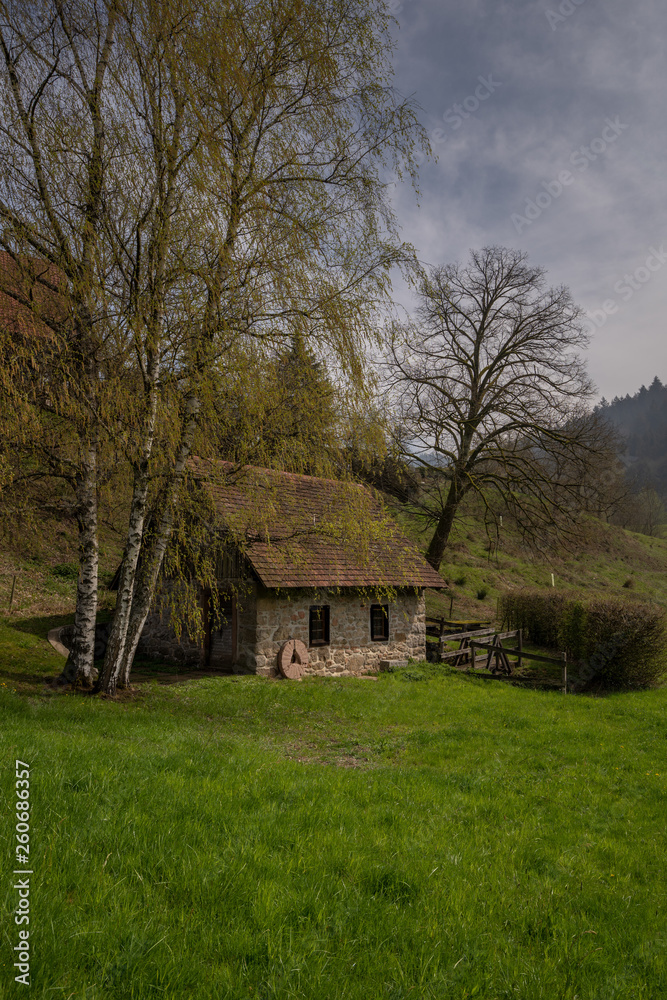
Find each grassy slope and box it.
[0,510,122,619]
[389,506,667,624]
[0,667,666,999]
[2,486,666,626]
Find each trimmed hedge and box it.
[499,589,666,690]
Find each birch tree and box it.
[0,0,426,691]
[0,0,125,683]
[101,0,425,694]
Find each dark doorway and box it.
[203,590,237,668]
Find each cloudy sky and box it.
[387,0,667,401]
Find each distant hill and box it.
[597,377,667,498]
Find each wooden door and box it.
[203,590,236,668]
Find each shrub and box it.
[499,589,666,690]
[558,600,588,663]
[51,563,78,580]
[577,597,666,690]
[476,587,488,600]
[454,574,467,587]
[499,589,566,648]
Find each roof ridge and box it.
[188,456,367,491]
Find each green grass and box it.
[388,504,667,624]
[1,626,666,998]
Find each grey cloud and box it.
[388,0,667,396]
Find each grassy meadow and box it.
[1,509,666,997]
[1,615,666,999]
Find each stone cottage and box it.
[137,461,445,676]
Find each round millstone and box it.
[278,638,309,679]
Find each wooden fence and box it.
[426,616,492,638]
[437,626,568,693]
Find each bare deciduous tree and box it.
[385,247,600,569]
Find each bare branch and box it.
[384,246,599,568]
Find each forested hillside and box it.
[598,377,667,497]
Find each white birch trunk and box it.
[99,387,158,692]
[60,439,98,685]
[102,393,201,694]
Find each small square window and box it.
[370,604,389,641]
[309,605,330,646]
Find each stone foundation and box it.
[136,584,426,676]
[137,607,203,666]
[253,587,425,677]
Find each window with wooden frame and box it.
[370,604,389,641]
[309,605,330,646]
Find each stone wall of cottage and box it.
[135,585,258,671]
[236,587,258,671]
[134,584,425,675]
[253,587,426,677]
[137,605,203,666]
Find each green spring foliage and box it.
[500,589,666,690]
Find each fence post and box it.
[469,641,476,670]
[517,629,523,671]
[8,574,17,610]
[562,652,567,694]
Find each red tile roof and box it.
[190,458,445,590]
[0,252,66,340]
